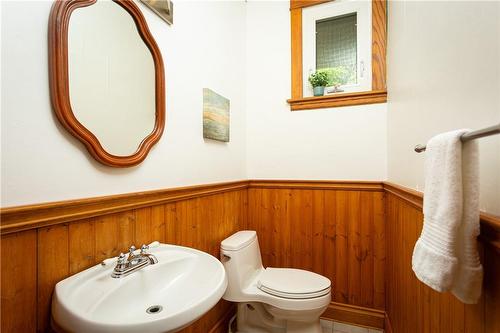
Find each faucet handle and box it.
[140,244,149,255]
[117,253,127,263]
[116,253,127,270]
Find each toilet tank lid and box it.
[221,230,257,251]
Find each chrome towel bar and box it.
[414,123,500,153]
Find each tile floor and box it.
[320,319,383,333]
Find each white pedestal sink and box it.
[52,243,228,333]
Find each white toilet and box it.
[221,230,331,333]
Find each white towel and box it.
[412,129,482,303]
[451,138,482,304]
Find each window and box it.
[288,0,387,111]
[302,0,372,96]
[316,14,358,85]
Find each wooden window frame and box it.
[288,0,387,111]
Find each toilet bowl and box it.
[221,231,331,333]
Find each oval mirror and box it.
[49,0,165,167]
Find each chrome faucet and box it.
[111,244,158,278]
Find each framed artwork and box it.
[203,88,230,142]
[140,0,173,25]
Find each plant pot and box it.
[313,86,325,96]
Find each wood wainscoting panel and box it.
[0,185,247,333]
[385,186,500,333]
[247,182,386,328]
[485,243,500,333]
[38,224,70,332]
[1,230,38,333]
[3,179,499,332]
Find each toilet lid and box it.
[257,268,331,299]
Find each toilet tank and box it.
[220,230,263,301]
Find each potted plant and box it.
[323,66,350,93]
[308,71,329,96]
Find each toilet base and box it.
[232,303,323,333]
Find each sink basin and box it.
[52,243,227,333]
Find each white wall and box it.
[1,0,247,207]
[245,1,387,181]
[387,1,500,215]
[4,0,498,213]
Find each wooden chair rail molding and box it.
[0,180,382,234]
[249,179,384,191]
[384,181,500,253]
[288,0,387,111]
[1,180,498,239]
[0,180,248,234]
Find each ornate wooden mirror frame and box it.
[48,0,165,167]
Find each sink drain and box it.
[146,305,163,314]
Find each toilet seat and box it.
[257,268,331,299]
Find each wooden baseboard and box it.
[321,302,385,329]
[208,305,236,333]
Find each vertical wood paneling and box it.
[174,199,191,248]
[347,191,361,305]
[259,189,272,267]
[312,190,325,275]
[248,188,385,310]
[117,211,136,252]
[2,182,498,333]
[175,191,243,333]
[323,191,336,289]
[335,192,349,304]
[372,192,385,309]
[135,206,153,246]
[275,189,292,268]
[1,230,37,333]
[0,188,247,333]
[464,241,485,333]
[94,211,135,262]
[37,224,69,332]
[385,191,500,333]
[164,202,177,245]
[69,219,95,274]
[290,189,313,270]
[484,245,500,333]
[360,192,374,308]
[151,205,166,244]
[240,189,249,230]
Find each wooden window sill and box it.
[287,90,387,111]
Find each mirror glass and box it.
[68,0,156,156]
